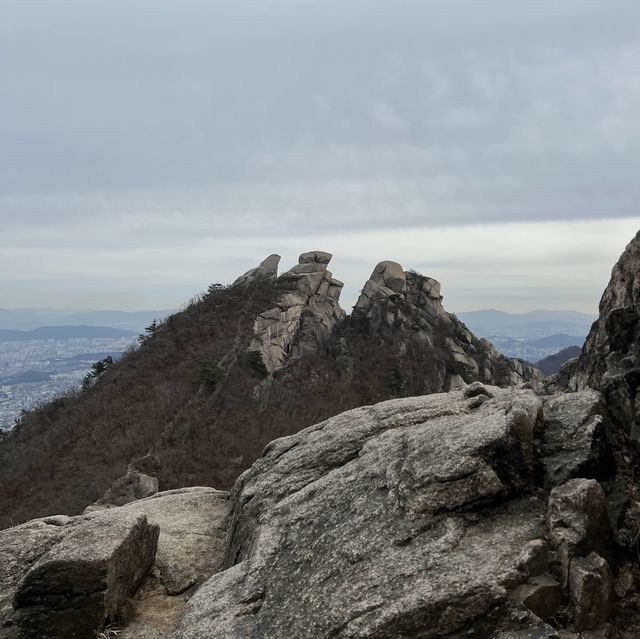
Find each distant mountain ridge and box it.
[0,309,173,332]
[456,309,593,361]
[456,308,596,328]
[533,345,582,376]
[0,325,135,342]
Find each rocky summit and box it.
[2,236,640,637]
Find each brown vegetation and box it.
[0,279,519,529]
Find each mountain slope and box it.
[534,345,582,376]
[0,252,541,529]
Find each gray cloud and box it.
[1,1,639,309]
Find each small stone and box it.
[513,574,563,620]
[548,479,611,587]
[569,552,612,631]
[516,539,550,577]
[614,561,634,597]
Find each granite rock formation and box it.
[565,231,640,447]
[169,385,628,638]
[248,251,345,372]
[0,510,159,639]
[0,487,228,639]
[352,262,542,391]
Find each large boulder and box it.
[541,391,611,488]
[118,487,229,595]
[1,510,159,639]
[117,488,230,639]
[353,260,407,315]
[173,386,551,638]
[0,487,229,639]
[0,518,70,638]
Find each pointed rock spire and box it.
[353,260,406,317]
[233,254,281,286]
[249,251,345,373]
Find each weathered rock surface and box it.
[117,488,230,639]
[0,518,70,638]
[568,231,640,445]
[0,487,229,639]
[248,251,346,372]
[354,265,543,391]
[233,254,281,286]
[0,510,159,639]
[174,386,552,638]
[548,479,612,567]
[541,391,610,488]
[118,487,229,595]
[569,552,612,631]
[513,574,563,621]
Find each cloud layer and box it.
[1,1,639,311]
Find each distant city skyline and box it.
[2,1,639,314]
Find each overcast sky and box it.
[1,0,639,313]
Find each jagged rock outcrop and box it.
[567,230,640,445]
[233,254,281,287]
[247,251,345,372]
[541,390,610,488]
[354,262,543,390]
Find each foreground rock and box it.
[0,488,229,639]
[2,381,634,637]
[174,386,554,638]
[0,511,159,639]
[541,390,610,488]
[117,488,230,639]
[95,487,230,596]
